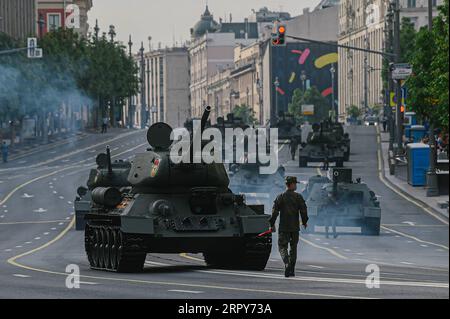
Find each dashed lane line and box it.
[381,225,448,251]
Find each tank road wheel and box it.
[84,225,95,267]
[103,228,112,270]
[299,157,308,168]
[362,218,381,236]
[92,228,101,268]
[109,228,118,271]
[98,227,107,269]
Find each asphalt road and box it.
[0,126,448,299]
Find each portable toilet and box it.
[405,125,427,142]
[403,112,417,128]
[407,143,430,186]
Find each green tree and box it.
[288,87,330,123]
[406,0,449,130]
[346,105,361,119]
[232,104,257,125]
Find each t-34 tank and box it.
[270,112,302,144]
[78,107,272,273]
[323,119,351,161]
[228,150,286,205]
[304,168,381,236]
[298,122,346,167]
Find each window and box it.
[47,13,61,31]
[407,0,416,8]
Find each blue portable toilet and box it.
[407,143,430,186]
[410,125,427,142]
[404,112,417,130]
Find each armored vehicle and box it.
[298,122,346,168]
[228,155,286,206]
[270,112,302,144]
[77,107,272,273]
[325,120,351,161]
[303,168,381,236]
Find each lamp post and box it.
[300,71,307,92]
[108,25,116,43]
[393,0,403,156]
[330,64,337,122]
[274,77,280,119]
[426,0,439,197]
[127,35,134,128]
[139,42,147,129]
[38,14,45,38]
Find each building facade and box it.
[130,47,190,129]
[338,0,442,119]
[37,0,92,37]
[189,6,258,119]
[0,0,37,40]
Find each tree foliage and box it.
[0,28,139,128]
[406,0,449,130]
[232,104,257,125]
[288,87,330,123]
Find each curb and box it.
[377,128,449,223]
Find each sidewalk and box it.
[379,130,449,219]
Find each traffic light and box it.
[272,24,287,47]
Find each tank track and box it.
[85,225,146,273]
[203,235,272,271]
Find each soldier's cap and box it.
[285,176,300,184]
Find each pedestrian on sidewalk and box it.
[382,116,388,132]
[101,117,109,134]
[269,176,309,278]
[1,141,9,163]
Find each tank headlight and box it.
[150,200,173,217]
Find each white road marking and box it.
[25,242,32,244]
[58,223,64,225]
[51,228,57,230]
[169,290,204,294]
[59,196,64,200]
[43,232,49,235]
[21,193,34,199]
[4,249,12,252]
[401,262,415,265]
[15,246,22,248]
[67,201,73,205]
[307,265,325,269]
[402,221,416,226]
[33,208,47,213]
[34,237,41,240]
[79,281,99,285]
[3,210,7,213]
[53,191,57,194]
[0,215,5,218]
[13,274,31,278]
[420,244,429,248]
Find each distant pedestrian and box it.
[289,138,299,161]
[1,141,9,163]
[101,117,109,134]
[382,117,388,132]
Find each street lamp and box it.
[139,42,147,129]
[93,19,100,41]
[330,64,337,122]
[38,14,45,38]
[127,35,134,128]
[108,25,116,43]
[426,0,439,197]
[274,77,280,119]
[300,71,307,92]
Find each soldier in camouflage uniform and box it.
[269,176,308,277]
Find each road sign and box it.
[392,63,412,80]
[27,37,43,58]
[302,104,314,116]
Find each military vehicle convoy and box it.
[326,120,351,161]
[270,112,302,144]
[76,107,272,273]
[298,122,346,168]
[302,168,381,236]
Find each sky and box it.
[87,0,321,53]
